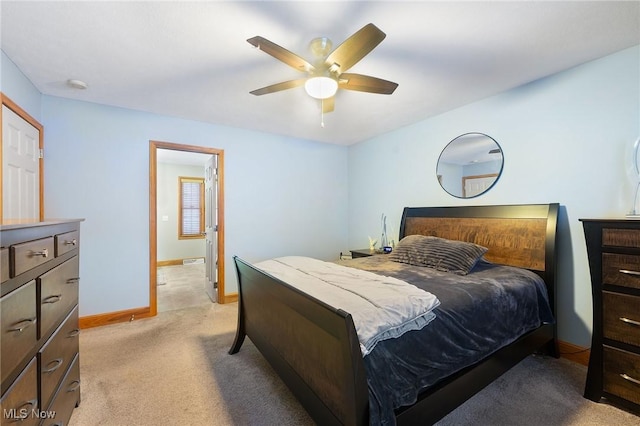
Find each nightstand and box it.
[350,248,376,258]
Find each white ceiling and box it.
[1,1,639,146]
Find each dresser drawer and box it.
[11,237,55,277]
[1,281,37,387]
[55,230,79,257]
[1,247,9,283]
[0,357,38,426]
[603,291,640,347]
[39,306,79,411]
[603,228,640,248]
[603,345,640,405]
[38,256,79,339]
[602,253,640,290]
[41,353,80,426]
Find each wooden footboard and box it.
[230,256,369,425]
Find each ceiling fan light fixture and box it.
[304,76,338,99]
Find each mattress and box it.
[338,256,554,425]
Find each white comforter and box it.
[254,256,440,356]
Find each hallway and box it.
[157,263,212,312]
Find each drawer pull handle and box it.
[67,379,81,392]
[621,373,640,386]
[618,269,640,277]
[7,399,37,421]
[619,317,640,327]
[17,399,36,410]
[68,328,81,338]
[64,239,77,246]
[42,294,62,304]
[8,317,36,332]
[66,277,80,283]
[42,358,63,374]
[31,248,48,258]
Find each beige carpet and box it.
[156,263,212,313]
[69,303,638,426]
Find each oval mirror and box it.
[436,132,504,198]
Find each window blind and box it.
[181,180,203,236]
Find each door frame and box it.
[0,93,45,222]
[149,140,226,315]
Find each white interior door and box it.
[464,175,497,198]
[204,155,218,302]
[2,105,40,221]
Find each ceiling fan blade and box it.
[322,96,335,113]
[324,23,386,73]
[247,36,315,73]
[339,73,398,94]
[250,79,307,96]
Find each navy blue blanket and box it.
[338,256,554,425]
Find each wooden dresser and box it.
[1,220,83,425]
[581,219,640,413]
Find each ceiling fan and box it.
[247,23,398,114]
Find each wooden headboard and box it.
[399,204,559,292]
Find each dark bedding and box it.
[337,255,554,426]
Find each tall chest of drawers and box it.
[1,220,83,425]
[581,219,640,413]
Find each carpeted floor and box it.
[156,263,212,312]
[69,303,638,426]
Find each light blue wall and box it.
[348,45,640,347]
[38,97,348,315]
[1,50,42,121]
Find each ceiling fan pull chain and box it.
[321,99,325,128]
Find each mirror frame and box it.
[436,132,504,199]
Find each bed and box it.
[229,203,559,425]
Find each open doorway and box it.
[156,153,211,312]
[149,141,225,316]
